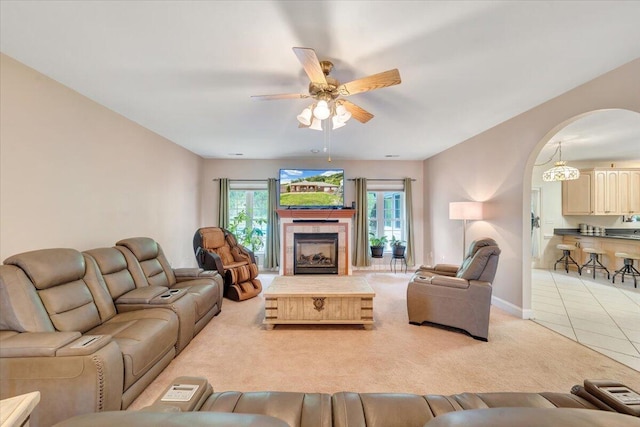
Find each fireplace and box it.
[293,233,339,275]
[277,209,355,276]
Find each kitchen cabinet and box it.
[562,172,592,215]
[593,170,619,215]
[619,169,640,215]
[562,168,640,216]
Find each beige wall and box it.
[201,159,425,265]
[0,54,203,265]
[424,58,640,317]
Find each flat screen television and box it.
[279,168,344,208]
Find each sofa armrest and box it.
[1,338,124,426]
[429,276,470,289]
[56,334,113,356]
[0,331,81,357]
[0,332,115,358]
[412,274,471,289]
[174,267,223,285]
[115,286,169,304]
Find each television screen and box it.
[279,168,344,208]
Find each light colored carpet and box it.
[129,271,640,409]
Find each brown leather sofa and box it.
[1,240,224,427]
[407,238,501,341]
[115,237,224,333]
[193,227,262,301]
[53,377,640,427]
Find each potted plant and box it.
[390,235,406,258]
[369,232,388,258]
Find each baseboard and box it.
[491,296,533,319]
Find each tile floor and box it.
[532,268,640,371]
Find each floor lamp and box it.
[449,202,484,259]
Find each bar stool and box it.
[554,244,581,274]
[580,248,610,279]
[612,252,640,288]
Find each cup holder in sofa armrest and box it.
[56,335,113,357]
[116,286,169,304]
[151,289,186,304]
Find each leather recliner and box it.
[193,227,262,301]
[115,237,224,334]
[84,246,198,353]
[407,238,501,341]
[53,377,640,427]
[0,249,180,427]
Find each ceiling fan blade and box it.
[292,47,328,85]
[341,100,374,123]
[251,93,310,101]
[336,69,401,96]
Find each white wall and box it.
[423,58,640,317]
[200,159,425,265]
[0,54,203,265]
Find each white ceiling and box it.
[1,1,640,161]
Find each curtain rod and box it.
[347,178,416,182]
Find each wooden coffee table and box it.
[263,275,375,329]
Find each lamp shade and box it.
[449,202,484,220]
[313,100,330,120]
[332,115,346,129]
[309,117,323,131]
[297,107,312,126]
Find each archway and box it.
[521,108,640,368]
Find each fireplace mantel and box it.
[277,209,355,275]
[276,209,356,219]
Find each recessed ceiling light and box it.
[385,154,400,158]
[228,153,243,156]
[310,149,320,153]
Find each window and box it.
[229,185,268,257]
[367,190,405,248]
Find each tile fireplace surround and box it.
[277,209,355,276]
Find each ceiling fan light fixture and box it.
[332,115,346,130]
[313,100,330,120]
[297,107,312,126]
[309,117,323,131]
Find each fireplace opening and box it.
[293,233,339,275]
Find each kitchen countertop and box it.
[554,228,640,241]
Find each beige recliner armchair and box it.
[407,238,501,341]
[193,227,262,301]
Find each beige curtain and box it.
[404,178,415,266]
[353,178,371,267]
[264,178,280,269]
[218,178,229,229]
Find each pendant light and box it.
[542,141,580,182]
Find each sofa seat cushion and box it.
[201,391,332,427]
[423,408,640,427]
[333,392,434,427]
[89,308,178,390]
[53,411,290,427]
[171,280,220,320]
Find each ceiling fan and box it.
[252,47,401,127]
